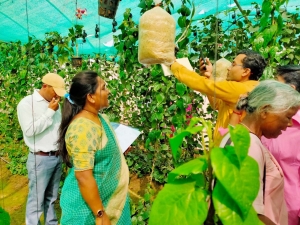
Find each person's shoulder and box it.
[238,80,259,91]
[67,118,92,136]
[250,133,262,143]
[17,94,33,107]
[70,117,91,126]
[245,79,259,83]
[247,80,259,85]
[250,133,267,152]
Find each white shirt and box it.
[17,90,61,153]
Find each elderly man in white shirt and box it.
[17,73,66,225]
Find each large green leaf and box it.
[229,125,250,164]
[183,117,205,134]
[168,157,208,182]
[149,179,208,225]
[213,183,263,225]
[169,117,207,164]
[211,146,260,220]
[169,131,190,163]
[261,0,272,15]
[277,14,283,34]
[186,125,204,134]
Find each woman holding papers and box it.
[57,71,131,225]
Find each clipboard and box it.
[110,122,141,153]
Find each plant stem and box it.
[233,0,251,25]
[150,159,155,183]
[271,9,275,25]
[206,121,214,194]
[0,157,10,164]
[176,3,196,44]
[204,202,217,225]
[149,140,159,184]
[129,189,142,199]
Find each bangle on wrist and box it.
[95,209,105,218]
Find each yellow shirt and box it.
[171,61,258,145]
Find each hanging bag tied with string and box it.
[138,0,176,65]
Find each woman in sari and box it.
[57,71,131,225]
[220,80,300,225]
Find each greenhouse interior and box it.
[0,0,300,224]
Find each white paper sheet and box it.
[110,122,141,153]
[161,57,193,76]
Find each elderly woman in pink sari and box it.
[220,80,300,225]
[261,65,300,225]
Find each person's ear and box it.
[261,111,267,120]
[87,94,95,103]
[290,84,296,90]
[242,68,251,78]
[260,105,271,119]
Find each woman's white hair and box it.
[237,80,300,114]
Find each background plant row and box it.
[0,0,299,224]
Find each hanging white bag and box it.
[138,0,176,65]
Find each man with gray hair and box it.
[17,73,66,225]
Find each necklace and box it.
[82,109,98,116]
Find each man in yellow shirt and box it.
[170,50,267,145]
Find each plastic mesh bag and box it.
[138,5,176,65]
[211,58,231,81]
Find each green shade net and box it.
[0,0,299,56]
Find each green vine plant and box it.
[112,3,208,184]
[0,37,112,176]
[251,0,286,79]
[149,119,263,225]
[130,184,154,225]
[110,0,300,187]
[176,1,195,45]
[0,0,299,222]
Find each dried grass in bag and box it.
[138,4,176,65]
